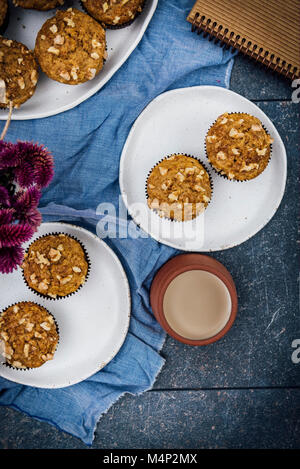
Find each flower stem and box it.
[0,101,13,141]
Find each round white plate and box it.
[119,86,287,251]
[0,222,131,388]
[0,0,157,120]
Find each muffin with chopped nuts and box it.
[0,301,59,369]
[0,37,38,109]
[206,113,273,181]
[0,0,8,34]
[12,0,64,11]
[147,154,212,222]
[22,233,89,299]
[82,0,145,29]
[34,8,106,85]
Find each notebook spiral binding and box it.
[191,13,299,81]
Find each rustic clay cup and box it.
[150,254,238,346]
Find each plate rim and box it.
[0,0,158,121]
[119,85,287,252]
[0,221,131,388]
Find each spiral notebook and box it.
[187,0,300,81]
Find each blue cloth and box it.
[0,0,235,445]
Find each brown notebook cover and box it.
[187,0,300,81]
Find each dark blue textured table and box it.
[0,55,299,450]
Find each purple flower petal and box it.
[13,186,42,213]
[14,142,54,188]
[0,186,10,207]
[18,207,42,231]
[0,208,15,225]
[0,223,34,248]
[0,141,19,170]
[0,246,24,273]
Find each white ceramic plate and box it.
[0,0,157,120]
[0,222,131,388]
[119,86,287,251]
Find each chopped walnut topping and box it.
[241,163,259,172]
[168,193,178,202]
[31,70,38,86]
[35,252,50,266]
[59,71,71,81]
[64,17,75,27]
[185,167,195,175]
[54,34,65,45]
[256,148,267,156]
[25,323,34,333]
[207,135,217,143]
[194,185,205,192]
[1,332,8,341]
[251,124,263,132]
[30,273,37,284]
[176,172,185,182]
[38,281,49,291]
[23,344,30,358]
[88,68,97,80]
[50,24,58,34]
[60,275,73,285]
[49,248,62,262]
[47,46,60,55]
[3,39,13,47]
[92,39,102,48]
[216,151,226,160]
[40,322,51,331]
[159,167,168,176]
[17,77,25,90]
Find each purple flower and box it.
[0,208,14,225]
[0,140,19,170]
[17,207,42,231]
[14,142,54,188]
[0,186,10,207]
[0,246,24,274]
[0,140,54,273]
[0,223,34,248]
[14,186,41,213]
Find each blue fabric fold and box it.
[0,0,235,445]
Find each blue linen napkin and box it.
[0,0,235,445]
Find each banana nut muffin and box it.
[12,0,64,11]
[22,233,89,299]
[34,8,106,85]
[147,154,212,222]
[0,301,58,369]
[82,0,144,28]
[206,112,273,181]
[0,0,8,30]
[0,37,38,109]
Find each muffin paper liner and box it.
[81,0,146,30]
[22,232,91,300]
[0,301,59,371]
[145,153,214,223]
[0,4,9,35]
[205,112,273,182]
